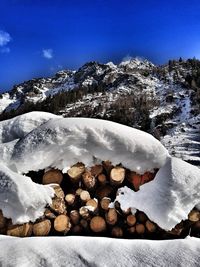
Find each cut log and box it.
[43,169,63,185]
[0,210,6,229]
[127,214,136,227]
[135,224,145,235]
[100,197,111,211]
[96,185,113,199]
[188,210,200,222]
[80,190,91,202]
[71,225,82,234]
[141,171,156,185]
[51,184,65,199]
[110,166,125,186]
[111,226,123,238]
[54,215,71,233]
[127,226,136,234]
[90,216,106,233]
[82,171,96,190]
[191,221,200,236]
[76,188,83,196]
[80,219,88,229]
[70,210,80,225]
[7,222,33,237]
[168,222,183,236]
[65,193,76,205]
[33,219,51,236]
[67,162,85,182]
[97,174,107,185]
[127,171,142,191]
[86,199,98,213]
[79,207,90,219]
[105,208,118,225]
[91,164,103,177]
[145,220,157,232]
[44,209,56,219]
[50,197,66,214]
[137,212,148,223]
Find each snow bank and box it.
[0,164,54,224]
[115,157,200,230]
[0,235,199,267]
[0,111,59,143]
[10,117,169,174]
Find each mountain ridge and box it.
[0,57,200,166]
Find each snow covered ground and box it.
[0,235,199,267]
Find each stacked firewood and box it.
[0,161,199,238]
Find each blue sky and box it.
[0,0,200,92]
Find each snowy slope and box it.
[0,235,199,267]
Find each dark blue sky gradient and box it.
[0,0,200,91]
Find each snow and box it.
[8,116,169,174]
[0,164,54,224]
[0,111,59,143]
[0,235,199,267]
[0,111,199,231]
[114,157,200,230]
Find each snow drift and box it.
[0,112,199,231]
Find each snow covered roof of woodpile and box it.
[0,111,199,230]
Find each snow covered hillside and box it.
[0,58,199,167]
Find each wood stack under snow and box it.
[0,161,199,238]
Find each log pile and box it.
[0,161,199,239]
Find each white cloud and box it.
[42,49,53,59]
[1,47,10,53]
[0,30,11,47]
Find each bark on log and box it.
[100,197,111,211]
[67,163,85,182]
[90,164,103,177]
[82,171,96,190]
[102,160,113,175]
[7,222,33,237]
[50,197,66,214]
[54,215,71,233]
[44,209,56,219]
[51,184,65,199]
[90,216,106,233]
[43,169,63,185]
[110,166,125,186]
[127,214,136,227]
[141,171,156,185]
[33,219,51,236]
[105,208,118,225]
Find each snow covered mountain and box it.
[0,57,200,166]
